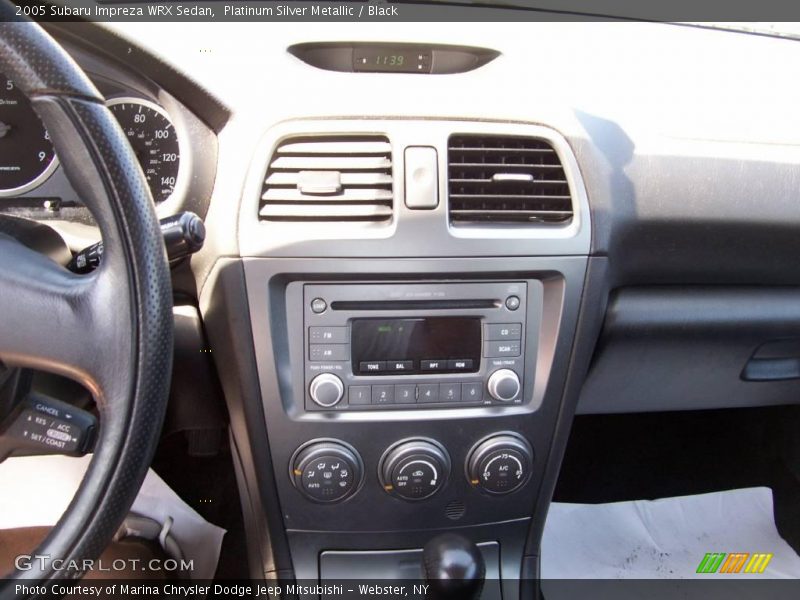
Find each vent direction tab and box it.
[297,171,342,195]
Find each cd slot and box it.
[330,299,500,311]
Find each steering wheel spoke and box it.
[0,234,117,398]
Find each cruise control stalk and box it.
[68,211,205,273]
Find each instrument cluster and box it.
[0,73,184,208]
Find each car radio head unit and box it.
[302,281,532,411]
[351,317,481,376]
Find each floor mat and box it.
[0,454,225,580]
[542,487,800,579]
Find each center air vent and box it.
[260,135,393,222]
[448,135,573,225]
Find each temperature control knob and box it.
[291,440,363,503]
[309,373,344,407]
[467,433,533,495]
[486,369,520,402]
[380,439,451,501]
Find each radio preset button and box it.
[372,385,395,405]
[349,386,371,405]
[310,326,348,344]
[462,382,484,402]
[310,344,349,362]
[360,361,385,373]
[484,341,521,358]
[485,323,522,341]
[395,384,417,403]
[439,384,461,403]
[387,360,414,372]
[447,359,473,371]
[417,384,439,403]
[421,359,446,371]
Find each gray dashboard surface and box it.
[101,21,800,286]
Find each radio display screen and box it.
[351,317,481,375]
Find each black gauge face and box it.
[0,74,57,195]
[107,99,180,203]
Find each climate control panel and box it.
[289,433,532,504]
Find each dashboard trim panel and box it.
[239,119,591,258]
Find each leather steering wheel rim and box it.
[0,9,173,592]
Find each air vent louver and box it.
[260,135,393,222]
[448,135,573,225]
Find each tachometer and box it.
[107,98,181,204]
[0,73,58,197]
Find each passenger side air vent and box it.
[260,135,393,222]
[448,135,573,225]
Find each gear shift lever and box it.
[422,533,485,600]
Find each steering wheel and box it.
[0,11,173,592]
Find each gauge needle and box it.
[0,122,11,138]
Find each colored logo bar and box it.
[696,552,773,574]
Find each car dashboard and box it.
[3,19,800,594]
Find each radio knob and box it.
[309,373,344,407]
[487,369,520,402]
[467,433,533,495]
[379,439,451,501]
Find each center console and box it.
[205,118,591,598]
[241,257,585,597]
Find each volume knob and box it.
[309,373,344,407]
[487,369,520,402]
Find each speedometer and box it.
[0,73,58,197]
[107,98,181,204]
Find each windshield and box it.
[698,22,800,38]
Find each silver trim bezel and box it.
[240,118,591,258]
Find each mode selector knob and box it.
[290,439,363,503]
[309,373,344,407]
[380,439,451,501]
[467,433,533,495]
[487,369,520,402]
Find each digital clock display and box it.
[374,54,406,67]
[353,47,432,73]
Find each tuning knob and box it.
[486,369,520,402]
[309,373,344,407]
